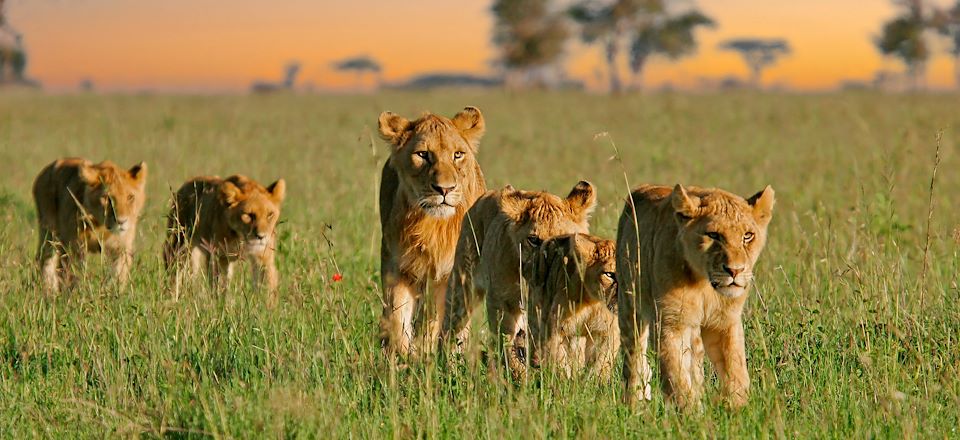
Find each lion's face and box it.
[79,161,147,234]
[220,176,286,255]
[378,107,485,219]
[500,181,597,269]
[671,184,775,298]
[533,234,617,304]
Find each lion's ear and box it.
[670,184,700,221]
[78,163,100,186]
[451,106,485,148]
[747,185,775,227]
[565,181,596,223]
[500,187,528,223]
[267,178,286,204]
[378,111,411,147]
[128,162,147,187]
[220,181,242,206]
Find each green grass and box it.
[0,91,958,437]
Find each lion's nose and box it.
[724,265,744,278]
[431,184,456,196]
[255,232,267,240]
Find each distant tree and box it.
[718,38,791,87]
[628,10,714,90]
[932,1,960,88]
[875,0,932,89]
[332,55,383,89]
[491,0,569,89]
[570,0,712,94]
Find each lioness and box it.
[617,184,774,409]
[528,233,619,379]
[442,181,596,380]
[377,107,487,358]
[163,175,285,300]
[33,158,147,292]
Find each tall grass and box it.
[0,91,958,437]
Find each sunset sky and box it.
[5,0,959,92]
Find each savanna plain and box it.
[0,92,958,438]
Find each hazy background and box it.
[4,0,960,93]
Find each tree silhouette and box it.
[332,55,383,89]
[718,38,791,87]
[875,0,931,89]
[491,0,569,89]
[570,0,712,94]
[629,10,714,90]
[932,1,960,88]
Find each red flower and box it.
[332,273,343,282]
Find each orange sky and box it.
[6,0,959,92]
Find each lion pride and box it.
[377,106,487,358]
[442,181,596,380]
[528,233,619,379]
[32,158,147,292]
[163,175,285,300]
[617,183,775,409]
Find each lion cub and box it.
[617,184,774,409]
[33,158,147,292]
[442,181,596,380]
[164,175,285,300]
[528,233,619,380]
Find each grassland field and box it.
[0,91,958,438]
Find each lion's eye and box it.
[267,212,275,220]
[127,194,135,203]
[453,151,465,160]
[526,235,542,247]
[414,151,430,161]
[706,232,722,241]
[744,232,755,243]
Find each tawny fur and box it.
[32,157,147,292]
[617,183,774,409]
[377,107,487,358]
[528,233,619,380]
[442,181,596,381]
[163,175,285,303]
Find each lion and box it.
[616,183,775,409]
[32,158,147,292]
[442,181,597,380]
[163,175,286,301]
[377,106,487,358]
[528,233,619,380]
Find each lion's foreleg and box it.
[251,248,279,306]
[37,228,61,293]
[379,273,417,358]
[414,278,447,357]
[659,324,699,410]
[704,324,749,408]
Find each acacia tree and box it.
[491,0,569,89]
[718,38,791,87]
[570,0,712,94]
[875,0,931,89]
[932,1,960,88]
[628,10,714,89]
[569,0,661,94]
[332,56,383,89]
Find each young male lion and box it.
[377,107,487,358]
[163,175,285,300]
[441,181,596,380]
[528,233,619,380]
[32,158,147,292]
[617,184,774,409]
